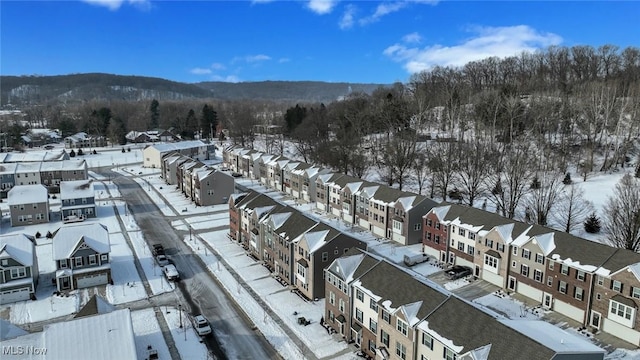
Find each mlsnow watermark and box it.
[2,346,48,356]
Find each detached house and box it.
[0,163,18,198]
[0,234,38,304]
[8,184,49,227]
[52,223,111,291]
[60,179,96,221]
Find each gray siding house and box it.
[53,223,111,291]
[0,163,17,199]
[60,180,96,221]
[8,185,50,227]
[0,234,38,304]
[193,168,235,206]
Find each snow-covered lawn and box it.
[161,306,210,360]
[131,309,172,360]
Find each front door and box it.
[590,311,601,329]
[61,276,71,290]
[543,292,553,309]
[475,265,480,277]
[508,276,517,292]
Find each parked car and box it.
[446,265,472,280]
[155,254,170,267]
[403,253,430,266]
[152,244,165,256]
[191,314,212,336]
[164,264,179,281]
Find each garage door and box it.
[76,273,108,288]
[1,287,31,304]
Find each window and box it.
[609,300,636,327]
[74,256,83,267]
[522,249,531,259]
[422,333,434,350]
[339,299,345,312]
[322,252,328,262]
[443,347,457,360]
[457,242,465,251]
[370,299,378,312]
[434,235,440,244]
[427,219,433,227]
[574,287,584,301]
[397,318,408,336]
[549,261,554,271]
[485,239,493,248]
[369,340,376,353]
[497,243,505,252]
[369,318,377,333]
[381,330,390,347]
[632,287,640,300]
[382,310,390,324]
[597,276,604,286]
[484,255,498,269]
[435,222,441,230]
[426,232,432,241]
[355,308,363,323]
[356,289,364,302]
[414,223,421,231]
[535,253,544,264]
[612,280,623,292]
[60,259,68,269]
[558,281,567,294]
[561,264,569,275]
[512,260,517,268]
[10,267,26,279]
[395,342,406,360]
[467,245,474,256]
[512,246,518,256]
[329,291,335,305]
[468,232,475,240]
[0,259,6,266]
[101,254,108,262]
[458,228,465,236]
[576,271,585,281]
[534,269,543,282]
[521,264,529,277]
[89,255,97,265]
[547,276,553,286]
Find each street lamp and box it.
[178,304,183,328]
[189,227,192,242]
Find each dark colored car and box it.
[446,265,472,280]
[152,244,165,256]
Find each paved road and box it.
[104,169,279,360]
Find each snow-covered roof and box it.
[15,162,41,173]
[60,180,94,200]
[7,185,48,205]
[0,162,18,174]
[52,223,110,260]
[148,140,210,153]
[430,205,451,221]
[499,319,605,354]
[269,212,292,230]
[399,301,423,326]
[331,253,365,282]
[0,309,137,360]
[0,319,28,341]
[304,229,331,253]
[396,195,417,211]
[0,234,34,267]
[39,159,86,171]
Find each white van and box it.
[404,253,430,266]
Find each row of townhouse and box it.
[223,145,640,347]
[0,159,88,197]
[0,223,112,304]
[143,140,216,169]
[325,249,606,360]
[6,180,96,227]
[229,190,368,300]
[423,203,640,346]
[161,152,234,206]
[223,145,438,246]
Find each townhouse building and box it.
[14,162,41,186]
[258,154,276,186]
[8,184,50,227]
[283,161,309,198]
[39,160,88,192]
[161,152,184,185]
[143,140,215,168]
[328,174,364,221]
[240,149,263,179]
[60,180,96,221]
[315,173,344,213]
[0,163,17,198]
[192,168,234,206]
[0,234,38,304]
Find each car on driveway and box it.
[446,265,472,280]
[191,314,212,336]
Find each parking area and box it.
[428,272,500,301]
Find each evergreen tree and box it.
[69,149,76,157]
[284,104,307,134]
[563,172,572,185]
[150,99,160,129]
[584,212,602,233]
[183,109,198,139]
[200,104,218,139]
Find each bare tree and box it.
[523,173,565,226]
[429,141,459,201]
[411,151,431,196]
[455,140,491,206]
[554,185,593,233]
[603,174,640,251]
[485,143,533,219]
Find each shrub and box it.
[35,231,41,238]
[69,149,76,157]
[46,231,53,239]
[563,172,572,185]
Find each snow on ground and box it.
[9,286,80,325]
[161,305,214,360]
[127,228,176,295]
[186,214,229,230]
[105,232,148,304]
[131,309,172,360]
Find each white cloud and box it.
[339,5,356,29]
[210,63,226,70]
[245,54,271,63]
[384,25,562,73]
[307,0,338,15]
[402,32,422,44]
[81,0,150,11]
[359,1,407,25]
[190,68,213,75]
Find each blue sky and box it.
[2,1,639,84]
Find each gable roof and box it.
[75,294,116,318]
[60,180,94,200]
[148,140,210,153]
[8,184,48,205]
[0,234,35,267]
[52,223,110,260]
